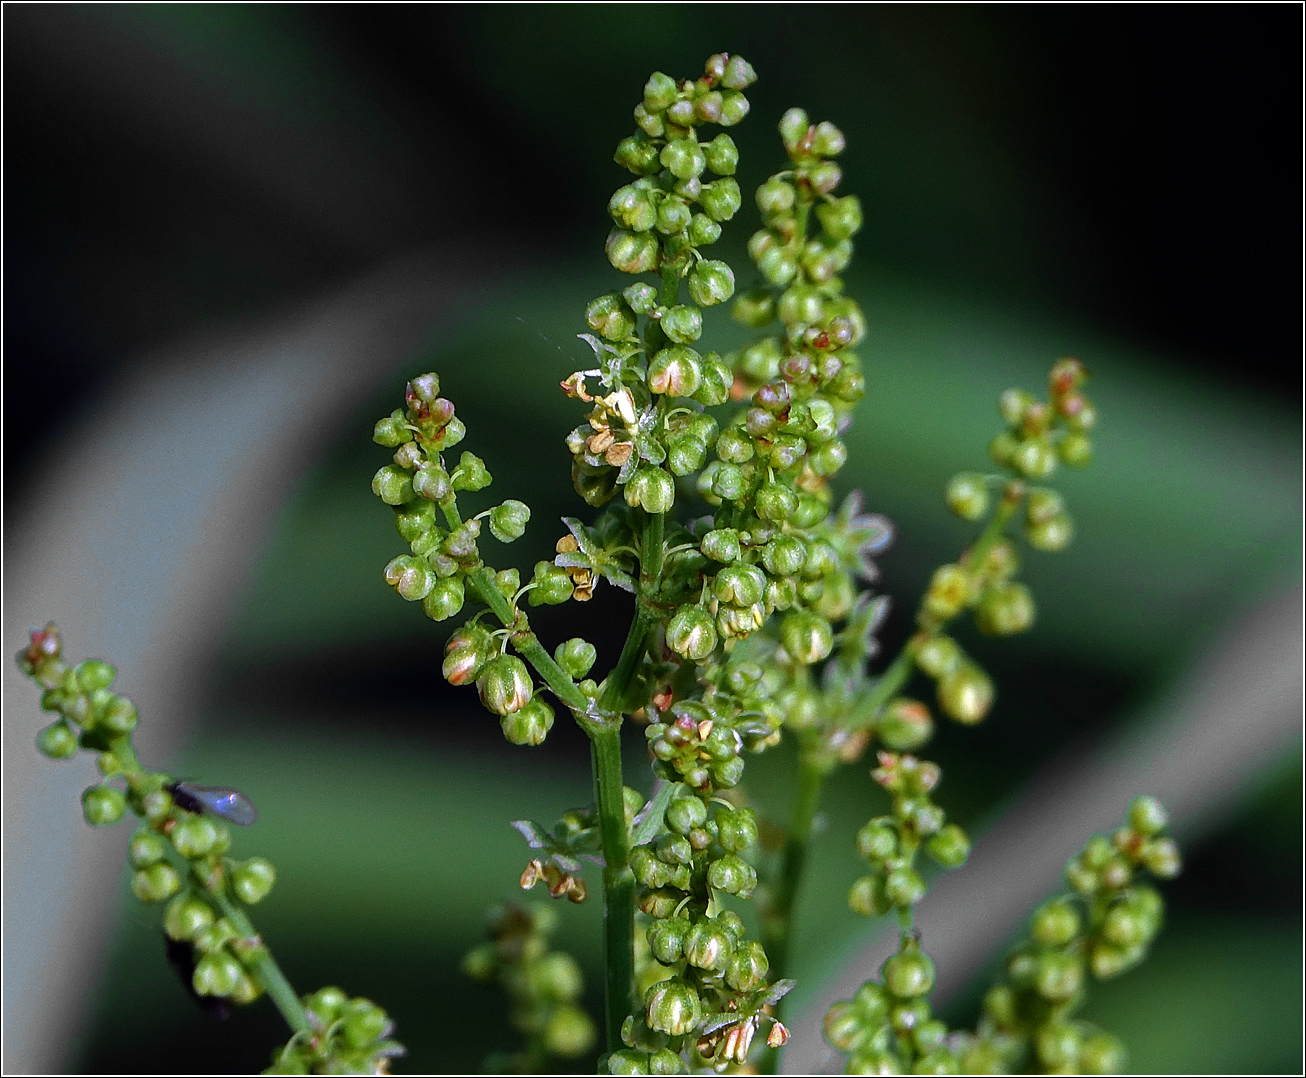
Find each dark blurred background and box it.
[4,5,1301,1075]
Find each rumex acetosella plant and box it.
[16,52,1181,1076]
[15,626,404,1075]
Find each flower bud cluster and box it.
[988,357,1096,481]
[462,903,597,1068]
[568,55,758,515]
[823,935,958,1073]
[982,357,1094,551]
[162,892,266,1007]
[829,799,1178,1075]
[846,753,971,919]
[373,372,536,623]
[614,771,790,1072]
[16,626,310,1035]
[607,52,755,277]
[266,986,404,1074]
[19,623,139,766]
[729,108,866,407]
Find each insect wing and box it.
[170,782,258,825]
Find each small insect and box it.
[166,781,258,826]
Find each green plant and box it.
[16,53,1181,1075]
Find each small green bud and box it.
[82,784,126,826]
[699,178,742,222]
[755,482,798,522]
[450,451,491,492]
[714,564,766,607]
[609,185,657,232]
[701,528,741,563]
[718,90,749,125]
[1058,431,1094,467]
[1032,897,1083,946]
[1012,437,1057,479]
[606,229,660,274]
[684,921,733,971]
[937,664,994,724]
[544,1003,596,1058]
[945,473,990,521]
[878,698,933,751]
[656,196,692,234]
[614,135,661,176]
[618,285,655,319]
[667,606,719,661]
[643,71,678,111]
[37,721,78,759]
[232,858,277,904]
[661,304,703,344]
[1141,836,1182,877]
[529,561,574,605]
[74,659,116,692]
[587,292,639,340]
[625,466,676,513]
[856,820,898,862]
[807,160,842,194]
[193,951,242,998]
[1026,513,1074,552]
[715,427,754,464]
[648,346,702,397]
[811,120,846,156]
[810,439,848,478]
[501,695,554,746]
[412,465,451,502]
[706,853,756,896]
[758,246,798,287]
[780,611,834,664]
[666,435,707,475]
[773,106,804,147]
[554,638,596,679]
[476,655,532,715]
[1026,486,1064,525]
[760,534,804,577]
[975,582,1036,636]
[664,795,706,835]
[661,139,706,181]
[422,577,465,621]
[926,824,971,868]
[164,894,216,941]
[128,829,167,868]
[883,948,936,998]
[395,500,437,543]
[688,260,735,306]
[689,212,722,246]
[132,862,181,903]
[715,806,758,852]
[371,465,414,505]
[645,980,701,1036]
[923,564,973,621]
[372,412,411,448]
[172,816,219,859]
[384,555,434,602]
[884,865,927,907]
[816,195,863,241]
[487,499,530,543]
[1036,1022,1083,1070]
[703,132,738,175]
[1079,1033,1126,1074]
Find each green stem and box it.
[763,749,827,981]
[591,726,635,1056]
[207,876,312,1035]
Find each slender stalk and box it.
[763,749,827,981]
[208,876,312,1035]
[591,725,635,1055]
